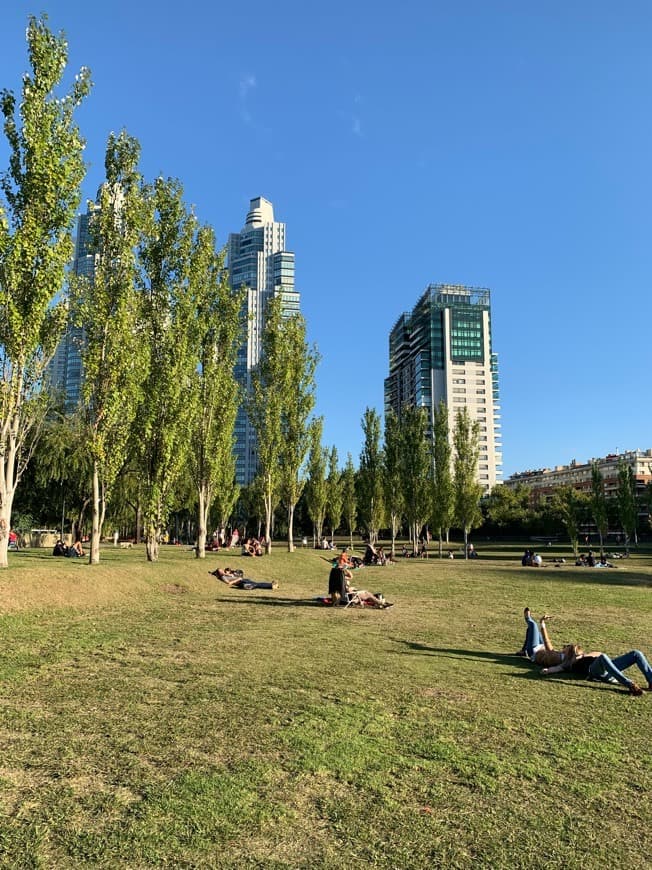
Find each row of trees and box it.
[303,402,485,559]
[0,17,318,567]
[483,458,646,554]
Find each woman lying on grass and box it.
[519,607,652,696]
[209,567,278,590]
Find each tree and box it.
[187,231,243,559]
[452,407,483,558]
[616,458,638,550]
[590,462,609,553]
[484,483,532,530]
[382,409,404,557]
[399,406,431,554]
[277,310,318,552]
[305,419,328,545]
[357,408,384,544]
[0,16,91,567]
[341,453,357,549]
[135,177,207,561]
[551,485,589,556]
[325,446,343,543]
[431,400,454,557]
[74,131,147,564]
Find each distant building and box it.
[47,206,97,410]
[505,450,652,501]
[228,197,300,486]
[384,283,502,490]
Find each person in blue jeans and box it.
[543,649,652,696]
[517,608,581,668]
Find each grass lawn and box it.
[0,542,651,868]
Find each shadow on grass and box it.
[392,639,534,669]
[216,596,330,608]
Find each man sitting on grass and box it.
[209,567,278,590]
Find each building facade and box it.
[384,283,502,490]
[47,206,97,410]
[228,197,300,485]
[505,450,652,502]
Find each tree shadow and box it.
[391,639,534,669]
[216,596,338,608]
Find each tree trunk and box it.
[196,485,208,559]
[0,503,13,569]
[463,527,469,559]
[145,528,159,562]
[287,502,295,552]
[89,462,101,565]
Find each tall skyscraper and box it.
[47,205,97,410]
[384,283,502,490]
[228,197,300,485]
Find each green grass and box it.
[0,543,651,868]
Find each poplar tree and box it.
[431,400,454,556]
[452,407,483,558]
[383,409,404,558]
[616,458,638,550]
[325,445,343,542]
[357,407,384,544]
[76,131,146,564]
[305,419,328,545]
[400,405,431,553]
[188,234,243,559]
[590,462,608,553]
[0,16,91,567]
[278,311,318,552]
[341,453,357,549]
[551,485,589,557]
[136,178,206,561]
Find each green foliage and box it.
[304,419,328,542]
[398,405,431,551]
[383,409,405,552]
[357,407,384,543]
[484,483,533,528]
[186,228,243,557]
[453,407,483,552]
[325,445,343,540]
[550,485,590,555]
[590,462,609,549]
[342,452,357,547]
[0,15,90,566]
[431,400,453,545]
[616,458,638,547]
[135,177,208,560]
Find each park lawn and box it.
[0,544,650,868]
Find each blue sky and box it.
[3,1,652,477]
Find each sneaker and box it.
[515,649,528,658]
[382,602,395,609]
[271,581,279,590]
[628,683,643,696]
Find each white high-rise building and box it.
[384,283,502,491]
[228,197,300,485]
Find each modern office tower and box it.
[384,283,502,490]
[47,206,97,410]
[228,197,300,485]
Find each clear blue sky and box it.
[3,1,651,477]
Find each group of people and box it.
[521,549,543,567]
[575,551,614,568]
[517,608,652,696]
[52,539,85,558]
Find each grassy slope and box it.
[0,544,650,869]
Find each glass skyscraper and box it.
[228,197,300,485]
[47,206,97,410]
[384,283,502,490]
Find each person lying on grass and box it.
[542,648,652,696]
[209,567,278,590]
[517,608,582,668]
[519,608,652,696]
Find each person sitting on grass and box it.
[52,539,68,557]
[209,567,278,590]
[327,565,393,608]
[516,608,582,669]
[542,648,652,696]
[67,539,84,558]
